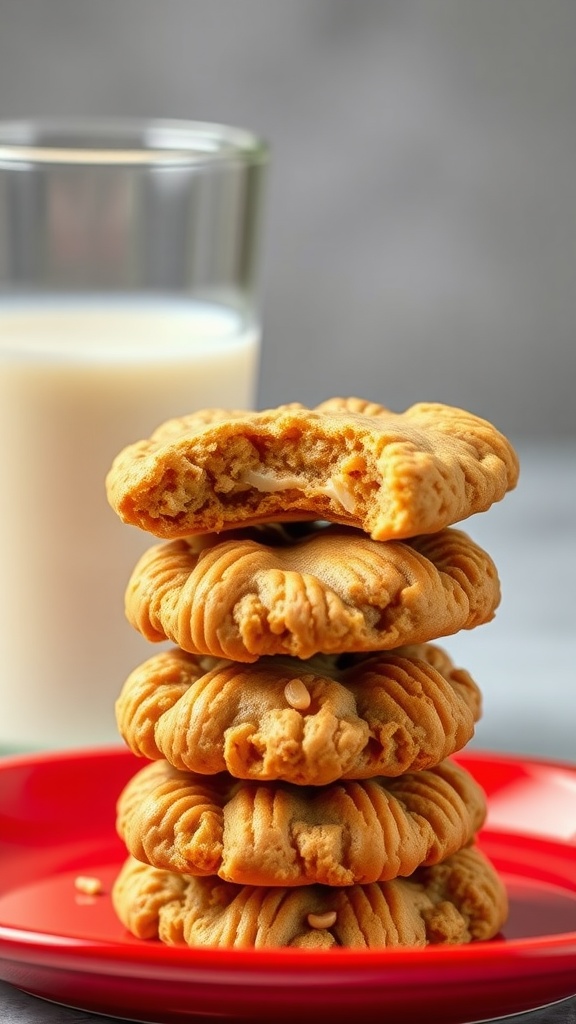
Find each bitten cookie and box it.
[115,758,486,886]
[112,845,507,948]
[124,524,500,662]
[116,643,481,784]
[105,397,519,541]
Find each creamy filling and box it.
[241,469,357,513]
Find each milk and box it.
[0,297,260,750]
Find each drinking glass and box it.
[0,118,268,750]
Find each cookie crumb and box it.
[284,679,311,710]
[307,911,337,930]
[75,875,103,896]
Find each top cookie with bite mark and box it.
[106,397,519,541]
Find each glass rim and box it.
[0,117,268,167]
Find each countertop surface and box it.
[1,440,575,1023]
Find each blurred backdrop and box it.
[0,0,575,441]
[0,0,574,759]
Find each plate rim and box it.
[1,746,576,963]
[1,745,576,1017]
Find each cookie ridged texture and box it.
[124,524,500,662]
[116,758,486,886]
[105,398,519,541]
[112,845,507,949]
[116,643,481,784]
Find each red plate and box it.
[0,747,575,1024]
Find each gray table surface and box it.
[1,441,575,1022]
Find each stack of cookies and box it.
[105,397,519,949]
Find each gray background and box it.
[0,0,575,442]
[0,1,574,762]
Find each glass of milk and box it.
[0,118,268,751]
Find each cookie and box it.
[105,398,519,541]
[112,844,507,948]
[124,524,500,662]
[115,758,486,886]
[116,643,481,784]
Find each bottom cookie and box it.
[112,845,507,949]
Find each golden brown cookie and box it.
[105,398,519,541]
[124,524,500,662]
[115,758,486,886]
[116,643,481,784]
[112,845,507,948]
